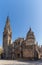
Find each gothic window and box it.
[18,41,20,45]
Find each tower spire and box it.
[3,16,12,59]
[6,16,10,27]
[4,16,11,32]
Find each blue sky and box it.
[0,0,42,47]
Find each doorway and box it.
[17,54,20,58]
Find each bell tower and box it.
[3,16,12,58]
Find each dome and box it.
[26,28,35,43]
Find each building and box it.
[3,16,12,59]
[2,16,42,60]
[0,47,3,59]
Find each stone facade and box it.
[2,16,42,60]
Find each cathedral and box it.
[2,16,42,60]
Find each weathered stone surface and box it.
[2,18,42,60]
